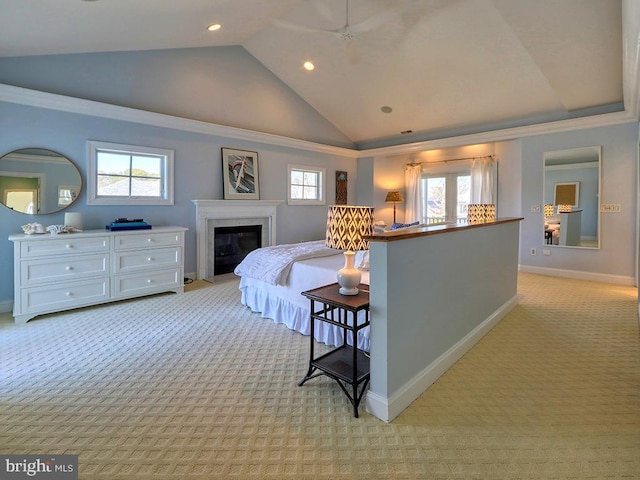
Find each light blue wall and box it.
[517,122,638,282]
[367,221,520,421]
[0,46,354,148]
[0,102,357,308]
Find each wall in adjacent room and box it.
[517,122,638,284]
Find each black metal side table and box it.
[299,283,370,418]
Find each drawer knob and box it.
[147,238,153,242]
[65,292,72,296]
[65,266,73,271]
[147,279,153,284]
[147,257,152,261]
[66,244,72,249]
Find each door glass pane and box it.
[457,175,471,223]
[426,177,446,224]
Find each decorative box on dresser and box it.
[9,226,187,324]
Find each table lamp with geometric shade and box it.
[544,204,555,217]
[385,190,403,224]
[325,205,375,295]
[466,204,496,224]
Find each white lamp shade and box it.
[64,212,83,231]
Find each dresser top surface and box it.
[9,225,188,242]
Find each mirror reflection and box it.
[543,146,600,248]
[0,148,82,215]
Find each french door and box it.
[422,173,470,224]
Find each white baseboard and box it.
[519,265,635,286]
[365,295,519,423]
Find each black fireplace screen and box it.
[214,225,262,275]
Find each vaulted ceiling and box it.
[1,0,637,149]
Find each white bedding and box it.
[237,253,371,351]
[233,239,337,286]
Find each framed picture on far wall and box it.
[221,148,260,200]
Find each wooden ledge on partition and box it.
[364,217,524,242]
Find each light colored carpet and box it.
[1,273,638,479]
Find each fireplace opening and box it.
[214,225,262,275]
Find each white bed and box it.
[234,241,371,351]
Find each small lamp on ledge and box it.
[325,205,375,295]
[385,190,404,224]
[544,204,554,217]
[467,204,496,224]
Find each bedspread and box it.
[234,240,337,286]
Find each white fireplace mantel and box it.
[192,199,283,280]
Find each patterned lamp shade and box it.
[325,205,375,251]
[467,204,496,224]
[544,204,554,217]
[385,191,404,203]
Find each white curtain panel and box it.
[404,164,423,223]
[471,157,495,204]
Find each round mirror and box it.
[0,148,82,215]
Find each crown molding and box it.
[622,0,640,119]
[360,110,637,158]
[1,82,637,161]
[0,83,360,159]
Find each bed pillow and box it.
[355,250,370,270]
[390,221,420,230]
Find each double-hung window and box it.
[87,141,174,206]
[288,164,325,205]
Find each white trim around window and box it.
[87,140,174,206]
[287,164,325,205]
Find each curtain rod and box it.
[406,154,494,166]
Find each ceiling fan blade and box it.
[312,0,335,21]
[348,9,398,35]
[272,18,328,34]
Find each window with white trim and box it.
[421,161,471,224]
[288,164,325,205]
[87,141,174,206]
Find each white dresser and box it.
[9,226,187,324]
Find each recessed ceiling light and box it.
[303,61,315,71]
[207,23,222,32]
[381,106,392,113]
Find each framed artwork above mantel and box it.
[222,148,260,200]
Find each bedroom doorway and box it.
[214,225,262,275]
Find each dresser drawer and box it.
[20,236,109,258]
[114,231,183,251]
[113,268,182,298]
[21,278,110,314]
[21,253,109,285]
[113,247,181,274]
